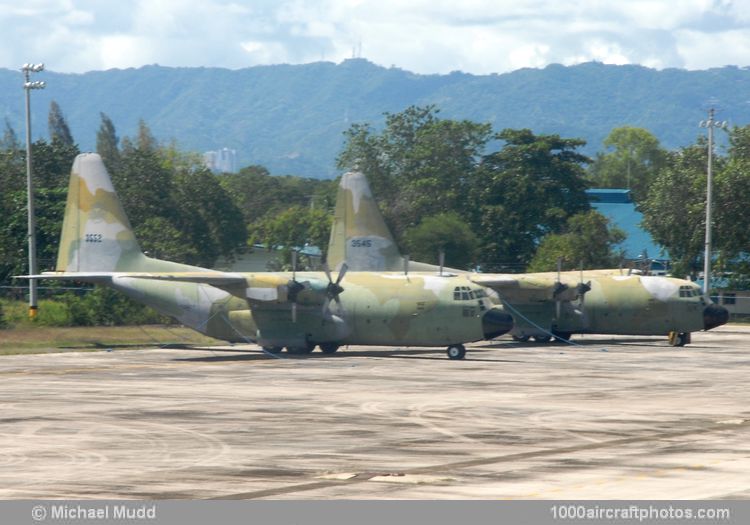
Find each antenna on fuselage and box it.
[439,249,445,277]
[403,254,410,276]
[555,257,563,319]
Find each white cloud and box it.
[676,28,750,69]
[0,0,748,73]
[99,35,152,70]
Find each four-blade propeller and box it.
[321,261,348,315]
[284,252,349,322]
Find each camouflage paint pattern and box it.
[39,154,507,350]
[328,171,449,272]
[327,170,727,339]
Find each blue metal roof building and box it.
[586,189,667,261]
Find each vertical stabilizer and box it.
[328,171,404,271]
[57,153,145,272]
[327,171,448,272]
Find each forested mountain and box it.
[1,60,748,178]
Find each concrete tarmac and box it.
[0,326,748,499]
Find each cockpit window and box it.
[454,286,485,302]
[679,286,701,298]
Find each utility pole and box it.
[22,63,45,319]
[699,108,727,295]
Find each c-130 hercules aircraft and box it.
[326,171,729,347]
[22,153,513,359]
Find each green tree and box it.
[403,212,479,270]
[527,210,626,272]
[1,119,21,151]
[337,105,491,240]
[588,126,667,202]
[252,206,332,264]
[136,217,200,263]
[219,165,335,226]
[112,124,247,267]
[115,140,176,228]
[48,100,75,147]
[713,125,750,270]
[639,141,714,278]
[96,112,121,174]
[31,140,77,272]
[0,133,78,283]
[472,129,591,270]
[172,165,247,266]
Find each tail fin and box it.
[56,153,147,272]
[327,171,404,271]
[56,153,201,274]
[327,171,448,272]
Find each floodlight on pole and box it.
[698,108,727,295]
[22,62,45,319]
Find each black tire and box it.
[319,343,339,354]
[512,335,530,342]
[446,344,466,360]
[532,334,552,343]
[262,346,284,354]
[552,331,572,343]
[670,332,687,347]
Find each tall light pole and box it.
[699,108,727,295]
[22,63,45,319]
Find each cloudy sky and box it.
[1,0,749,74]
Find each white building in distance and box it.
[204,147,237,173]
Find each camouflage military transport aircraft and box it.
[327,171,729,347]
[21,153,513,359]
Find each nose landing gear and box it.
[446,344,466,360]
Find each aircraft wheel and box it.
[552,331,572,342]
[532,334,552,343]
[319,343,340,354]
[286,344,315,355]
[511,335,530,342]
[669,332,689,347]
[446,344,466,360]
[262,346,284,354]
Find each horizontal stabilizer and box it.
[15,272,116,282]
[16,271,247,287]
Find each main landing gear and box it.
[512,333,570,343]
[668,331,691,347]
[319,343,340,354]
[446,344,466,360]
[262,343,340,355]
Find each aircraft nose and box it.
[704,303,729,330]
[482,307,514,339]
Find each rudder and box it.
[327,171,403,271]
[56,153,146,272]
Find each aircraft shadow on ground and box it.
[481,337,667,349]
[171,346,523,363]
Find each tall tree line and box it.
[337,105,621,271]
[4,100,750,292]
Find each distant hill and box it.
[1,60,748,178]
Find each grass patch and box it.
[1,298,71,327]
[0,325,220,355]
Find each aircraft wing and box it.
[469,273,582,303]
[22,270,330,308]
[120,272,300,303]
[112,271,248,286]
